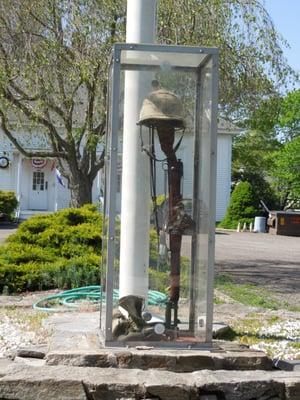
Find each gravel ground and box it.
[0,315,35,357]
[0,308,48,358]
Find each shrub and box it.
[0,254,101,293]
[219,181,258,229]
[8,205,102,254]
[0,243,56,265]
[0,204,102,293]
[0,191,18,220]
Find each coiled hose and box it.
[33,285,167,312]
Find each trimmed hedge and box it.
[0,204,102,293]
[0,254,101,293]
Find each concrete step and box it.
[0,363,299,400]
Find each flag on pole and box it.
[55,168,65,187]
[51,159,65,187]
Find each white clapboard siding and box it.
[0,167,15,191]
[57,183,71,209]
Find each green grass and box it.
[214,314,285,345]
[215,275,282,310]
[290,342,300,350]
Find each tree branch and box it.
[89,149,105,181]
[2,86,69,150]
[0,108,66,158]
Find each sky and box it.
[264,0,300,75]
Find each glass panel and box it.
[103,45,217,347]
[121,50,206,69]
[100,63,113,331]
[194,58,214,339]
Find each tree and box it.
[0,0,295,206]
[157,0,295,118]
[232,130,281,209]
[0,0,126,207]
[272,136,300,208]
[243,89,300,141]
[278,89,300,140]
[219,181,259,229]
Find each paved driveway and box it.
[0,226,17,245]
[215,231,300,293]
[182,230,300,302]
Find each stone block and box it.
[1,364,297,400]
[175,354,215,372]
[16,345,47,359]
[46,350,112,368]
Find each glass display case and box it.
[100,43,218,347]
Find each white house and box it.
[0,120,237,221]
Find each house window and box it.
[32,171,45,191]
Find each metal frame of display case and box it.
[101,43,219,348]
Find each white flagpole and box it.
[119,0,157,299]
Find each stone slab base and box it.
[0,363,299,400]
[45,346,273,372]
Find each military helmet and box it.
[138,88,185,129]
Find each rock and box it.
[16,345,47,359]
[212,322,232,339]
[14,356,46,367]
[0,358,14,378]
[46,350,113,368]
[45,347,273,372]
[275,359,300,371]
[0,364,299,400]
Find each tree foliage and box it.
[272,136,300,208]
[0,0,126,206]
[278,89,300,140]
[0,0,295,206]
[233,89,300,210]
[232,130,281,209]
[158,0,295,117]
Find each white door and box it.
[29,170,48,210]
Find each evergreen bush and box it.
[219,181,258,229]
[0,191,18,220]
[1,203,190,296]
[0,204,102,293]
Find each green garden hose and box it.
[33,285,167,312]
